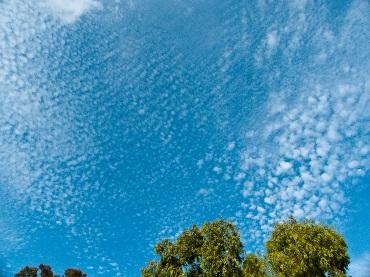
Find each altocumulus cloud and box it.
[0,1,120,273]
[234,0,370,245]
[38,0,102,24]
[349,253,370,277]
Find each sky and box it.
[0,0,369,276]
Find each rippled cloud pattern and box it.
[0,0,369,276]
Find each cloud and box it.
[0,0,76,224]
[197,188,215,197]
[39,0,102,24]
[0,1,124,273]
[0,0,368,274]
[234,0,370,245]
[349,253,370,277]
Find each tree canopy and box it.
[142,218,349,277]
[13,217,350,277]
[242,254,267,277]
[14,265,85,277]
[63,269,87,277]
[142,220,245,277]
[266,217,349,277]
[15,266,38,277]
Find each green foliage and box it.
[14,265,86,277]
[200,221,243,277]
[176,225,203,276]
[266,217,350,277]
[64,268,87,277]
[142,217,350,277]
[141,261,159,277]
[242,254,268,277]
[141,220,244,277]
[176,225,203,266]
[13,217,351,277]
[15,266,38,277]
[39,265,53,277]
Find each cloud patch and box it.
[350,253,370,277]
[235,0,370,245]
[39,0,101,24]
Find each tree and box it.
[14,265,85,277]
[13,217,352,277]
[15,266,38,277]
[142,239,184,276]
[64,268,87,277]
[39,264,53,277]
[242,254,268,277]
[141,261,160,277]
[200,221,243,276]
[141,220,244,277]
[155,239,184,276]
[176,225,203,276]
[266,217,350,277]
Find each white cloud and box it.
[266,31,279,49]
[197,188,215,197]
[39,0,102,24]
[349,253,370,277]
[0,3,117,273]
[278,161,293,173]
[235,0,370,245]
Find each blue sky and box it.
[0,0,369,276]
